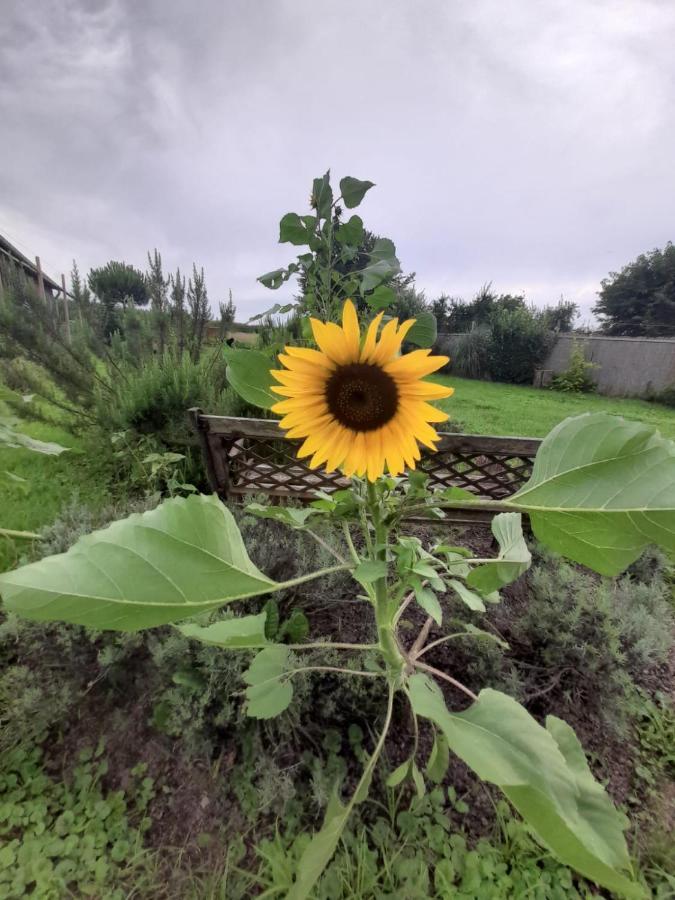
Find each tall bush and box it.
[486,307,553,384]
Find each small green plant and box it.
[625,686,675,797]
[263,598,310,643]
[550,340,598,393]
[247,792,600,898]
[0,742,154,899]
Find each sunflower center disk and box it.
[325,363,399,432]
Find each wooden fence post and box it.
[35,256,46,301]
[61,273,71,345]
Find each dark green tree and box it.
[170,268,187,356]
[539,298,578,333]
[146,249,169,355]
[593,244,675,336]
[218,290,236,339]
[187,265,209,360]
[88,260,148,340]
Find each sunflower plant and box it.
[1,303,674,899]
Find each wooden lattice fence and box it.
[190,410,541,525]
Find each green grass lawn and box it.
[435,375,675,439]
[0,419,107,572]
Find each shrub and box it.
[486,307,553,384]
[550,340,597,392]
[447,328,490,379]
[484,548,674,723]
[652,383,675,408]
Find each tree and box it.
[539,297,578,333]
[88,261,148,340]
[187,264,209,360]
[593,243,675,336]
[170,268,187,356]
[146,249,169,355]
[218,290,236,339]
[70,261,92,323]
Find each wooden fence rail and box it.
[190,410,541,525]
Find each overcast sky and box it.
[1,0,674,324]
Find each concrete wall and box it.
[541,334,675,397]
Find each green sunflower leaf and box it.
[408,674,643,899]
[0,495,279,631]
[509,413,675,575]
[223,347,277,409]
[178,612,269,649]
[243,645,293,719]
[339,177,375,209]
[466,513,531,594]
[407,311,437,347]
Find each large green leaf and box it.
[245,503,319,529]
[223,347,276,410]
[0,495,279,630]
[244,645,293,718]
[466,513,531,594]
[279,212,316,246]
[339,176,374,209]
[312,171,333,218]
[288,791,349,899]
[335,214,363,246]
[510,413,675,575]
[0,418,68,455]
[407,311,437,348]
[178,612,269,648]
[408,674,643,898]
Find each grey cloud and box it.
[1,0,674,321]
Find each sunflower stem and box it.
[366,480,406,678]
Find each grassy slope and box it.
[0,419,107,572]
[435,375,675,439]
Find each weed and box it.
[0,742,155,899]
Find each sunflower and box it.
[270,300,454,481]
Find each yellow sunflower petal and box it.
[341,299,360,357]
[386,349,449,380]
[360,311,385,362]
[381,423,406,476]
[283,346,336,369]
[365,318,399,365]
[398,380,454,400]
[325,426,352,472]
[402,399,449,423]
[311,319,355,366]
[370,318,416,365]
[365,430,385,481]
[298,422,340,459]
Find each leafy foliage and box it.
[550,340,598,393]
[0,495,280,629]
[594,242,675,336]
[0,744,153,899]
[257,171,403,324]
[508,413,675,574]
[486,306,553,384]
[88,260,148,339]
[409,676,641,898]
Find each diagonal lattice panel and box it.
[191,412,541,506]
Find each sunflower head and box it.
[270,300,454,481]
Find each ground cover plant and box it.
[2,287,674,898]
